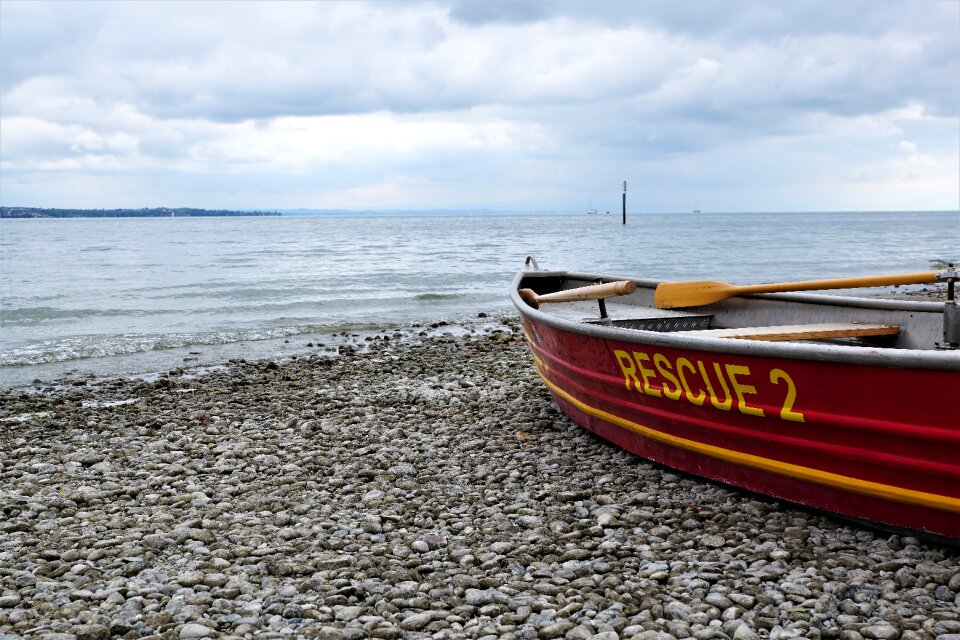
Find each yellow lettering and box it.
[633,352,662,398]
[725,364,765,417]
[613,350,643,392]
[653,353,682,401]
[614,351,806,422]
[676,358,706,406]
[698,361,733,411]
[770,368,805,422]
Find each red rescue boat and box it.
[512,258,960,541]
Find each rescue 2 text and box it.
[612,349,805,422]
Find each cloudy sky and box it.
[1,0,957,212]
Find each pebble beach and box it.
[2,316,958,640]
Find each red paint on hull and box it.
[523,317,960,540]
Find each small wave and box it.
[414,293,466,301]
[0,306,160,323]
[0,321,402,366]
[1,331,296,366]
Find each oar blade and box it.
[654,280,734,309]
[655,269,943,309]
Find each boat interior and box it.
[517,270,958,352]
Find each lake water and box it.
[2,211,957,387]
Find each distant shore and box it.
[1,207,280,218]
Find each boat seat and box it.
[683,322,901,342]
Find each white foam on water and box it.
[1,411,51,423]
[81,398,140,408]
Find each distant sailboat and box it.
[693,199,701,214]
[587,198,598,215]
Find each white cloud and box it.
[795,103,944,140]
[182,111,545,172]
[898,140,918,153]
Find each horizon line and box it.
[3,205,958,216]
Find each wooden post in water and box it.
[621,180,627,224]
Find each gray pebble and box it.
[74,625,110,640]
[400,611,435,630]
[0,322,956,640]
[178,624,215,639]
[861,625,899,640]
[733,625,759,640]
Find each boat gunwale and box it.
[512,269,960,371]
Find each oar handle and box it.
[738,271,942,295]
[519,280,637,309]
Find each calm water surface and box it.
[2,211,957,386]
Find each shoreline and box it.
[2,284,950,393]
[0,314,516,392]
[2,316,958,639]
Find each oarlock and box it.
[937,263,959,349]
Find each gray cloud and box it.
[4,1,956,123]
[448,0,548,25]
[0,0,956,211]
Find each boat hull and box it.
[519,314,960,540]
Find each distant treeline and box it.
[1,207,281,219]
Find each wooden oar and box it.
[654,270,942,309]
[520,280,636,309]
